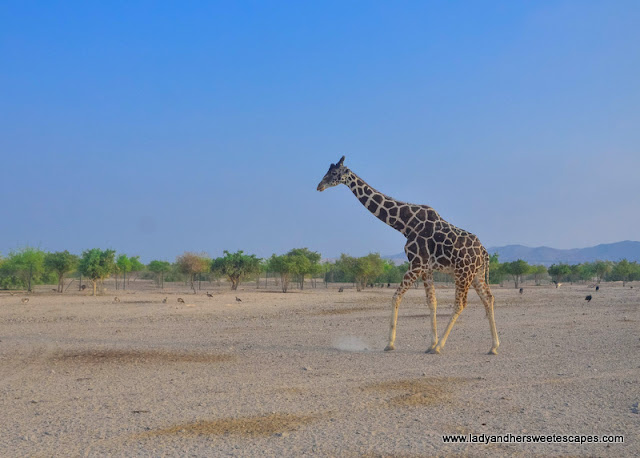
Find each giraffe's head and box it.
[317,156,348,191]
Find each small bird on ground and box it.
[235,296,242,302]
[162,297,167,303]
[519,288,524,294]
[585,295,592,303]
[206,292,213,297]
[595,285,600,292]
[21,298,29,304]
[338,287,344,292]
[10,292,15,296]
[114,296,121,303]
[177,298,185,304]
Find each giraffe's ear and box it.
[337,156,345,167]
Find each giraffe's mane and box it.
[348,169,439,214]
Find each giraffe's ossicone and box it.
[318,156,500,355]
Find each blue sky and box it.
[1,1,639,262]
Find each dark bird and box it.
[519,288,523,294]
[177,298,185,304]
[595,285,600,292]
[162,297,167,304]
[235,296,242,302]
[338,287,344,292]
[387,283,391,288]
[585,295,592,303]
[113,296,121,303]
[206,292,213,297]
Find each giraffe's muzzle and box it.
[317,183,326,192]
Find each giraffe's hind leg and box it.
[385,267,421,351]
[422,272,439,353]
[432,274,471,354]
[472,276,500,355]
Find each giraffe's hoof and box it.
[431,346,441,354]
[425,345,438,354]
[384,344,395,352]
[488,348,498,355]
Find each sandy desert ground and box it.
[0,280,638,457]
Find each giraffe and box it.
[317,156,500,355]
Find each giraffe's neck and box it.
[344,170,414,236]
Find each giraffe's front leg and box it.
[385,268,421,351]
[426,311,439,353]
[472,276,500,355]
[384,294,401,351]
[433,279,470,354]
[422,273,439,353]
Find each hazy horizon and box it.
[2,1,639,262]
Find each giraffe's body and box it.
[318,156,500,355]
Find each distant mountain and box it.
[384,241,640,266]
[488,241,640,266]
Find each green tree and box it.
[78,249,116,296]
[322,261,337,285]
[116,255,132,290]
[44,251,78,293]
[593,260,612,283]
[327,255,354,284]
[148,260,171,289]
[376,259,403,284]
[176,252,210,293]
[3,247,46,292]
[529,264,548,286]
[267,254,300,293]
[335,254,358,285]
[608,259,640,286]
[211,250,261,290]
[576,263,595,283]
[352,253,385,291]
[631,262,640,283]
[503,259,530,288]
[286,248,321,289]
[488,253,506,284]
[128,256,145,284]
[548,263,572,284]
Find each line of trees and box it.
[2,246,639,294]
[487,255,640,287]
